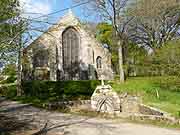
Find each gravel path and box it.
[0,97,180,135]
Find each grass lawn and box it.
[110,76,180,118]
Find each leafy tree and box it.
[96,23,113,47]
[123,42,147,77]
[1,64,17,84]
[151,40,180,76]
[0,0,49,95]
[0,0,25,95]
[2,64,16,76]
[134,40,180,76]
[0,0,20,64]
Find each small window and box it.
[96,56,102,69]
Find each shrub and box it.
[0,75,17,84]
[0,76,4,81]
[2,64,16,76]
[0,85,17,98]
[135,40,180,77]
[22,80,100,101]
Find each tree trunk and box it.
[118,40,125,83]
[17,40,23,96]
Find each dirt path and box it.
[0,97,180,135]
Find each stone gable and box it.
[23,10,113,81]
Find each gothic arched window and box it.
[62,27,80,79]
[96,56,102,69]
[33,50,48,67]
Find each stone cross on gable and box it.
[68,8,74,16]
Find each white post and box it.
[101,74,105,86]
[101,79,104,86]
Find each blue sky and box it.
[19,0,133,43]
[50,0,97,22]
[20,0,97,23]
[19,0,98,43]
[19,0,135,25]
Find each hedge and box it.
[22,80,100,101]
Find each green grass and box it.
[110,76,180,118]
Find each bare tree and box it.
[74,0,132,82]
[127,0,180,51]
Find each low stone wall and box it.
[44,99,180,125]
[46,96,168,118]
[46,100,91,110]
[139,104,165,116]
[129,114,180,125]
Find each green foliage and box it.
[2,64,16,76]
[111,76,180,118]
[0,64,17,84]
[0,76,4,81]
[0,0,19,21]
[22,80,100,101]
[0,76,17,84]
[154,40,180,62]
[0,84,17,98]
[95,22,147,75]
[137,40,180,76]
[124,42,147,77]
[0,0,20,64]
[95,23,119,72]
[96,23,113,47]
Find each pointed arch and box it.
[96,56,102,69]
[62,27,80,79]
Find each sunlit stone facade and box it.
[23,10,113,81]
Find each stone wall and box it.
[120,94,140,114]
[46,100,91,111]
[139,104,165,116]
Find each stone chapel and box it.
[23,10,113,81]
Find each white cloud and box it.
[19,0,52,18]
